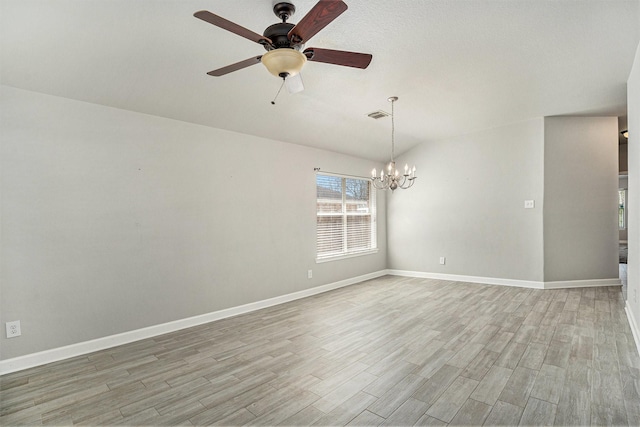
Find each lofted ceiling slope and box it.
[1,0,639,161]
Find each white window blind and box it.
[316,173,377,261]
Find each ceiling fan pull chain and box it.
[271,77,286,105]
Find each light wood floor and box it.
[2,276,640,426]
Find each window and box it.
[316,173,377,261]
[619,189,627,230]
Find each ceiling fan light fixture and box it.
[261,49,307,77]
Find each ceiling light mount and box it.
[273,2,296,23]
[371,96,417,191]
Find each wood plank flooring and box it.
[2,276,640,426]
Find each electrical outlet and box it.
[524,200,535,209]
[6,321,21,338]
[439,257,446,265]
[307,269,313,279]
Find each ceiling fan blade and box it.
[206,56,263,76]
[194,10,272,46]
[304,48,372,69]
[288,0,348,44]
[285,73,305,94]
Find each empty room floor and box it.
[1,276,639,426]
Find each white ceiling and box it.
[2,0,639,161]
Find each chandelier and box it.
[371,96,417,191]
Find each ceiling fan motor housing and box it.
[263,22,296,50]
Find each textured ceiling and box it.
[2,0,639,161]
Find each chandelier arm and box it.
[405,178,416,189]
[371,178,387,190]
[399,175,411,189]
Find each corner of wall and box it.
[624,40,640,356]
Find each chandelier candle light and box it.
[371,96,417,191]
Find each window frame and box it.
[315,172,378,263]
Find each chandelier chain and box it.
[390,98,395,162]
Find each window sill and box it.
[316,248,379,263]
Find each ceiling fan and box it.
[194,1,373,94]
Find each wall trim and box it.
[1,269,624,375]
[626,303,640,356]
[387,269,621,290]
[387,269,544,288]
[543,278,621,289]
[0,270,387,376]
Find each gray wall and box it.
[388,118,545,282]
[543,117,619,282]
[627,41,640,335]
[388,116,620,285]
[1,82,631,361]
[0,86,387,360]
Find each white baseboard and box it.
[387,269,543,288]
[544,278,621,289]
[0,270,387,376]
[626,303,640,356]
[0,269,624,375]
[387,270,621,290]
